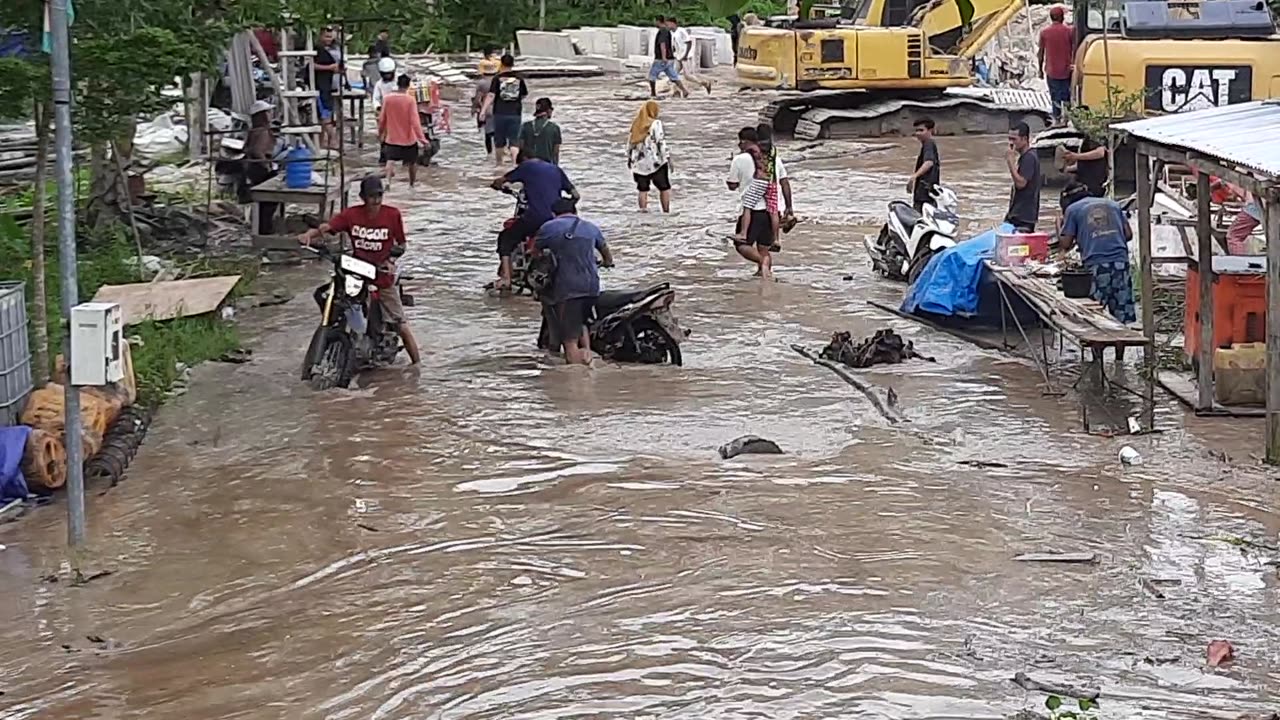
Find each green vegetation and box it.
[0,208,242,406]
[1046,695,1100,720]
[1067,85,1148,141]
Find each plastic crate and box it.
[0,282,32,426]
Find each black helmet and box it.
[1059,181,1090,211]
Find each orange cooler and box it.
[1184,255,1266,359]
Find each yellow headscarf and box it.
[628,100,660,146]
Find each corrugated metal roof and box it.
[1113,99,1280,178]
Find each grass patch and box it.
[0,207,246,407]
[129,316,240,405]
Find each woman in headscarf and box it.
[626,100,673,213]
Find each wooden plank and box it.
[1158,370,1266,418]
[1268,198,1280,463]
[93,276,241,325]
[1196,171,1214,411]
[1137,150,1157,428]
[987,265,1149,346]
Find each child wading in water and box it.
[733,134,780,267]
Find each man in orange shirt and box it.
[1038,6,1075,126]
[377,75,430,189]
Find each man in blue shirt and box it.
[1059,181,1135,355]
[535,199,614,365]
[491,154,579,292]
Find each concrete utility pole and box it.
[48,0,86,548]
[539,0,546,30]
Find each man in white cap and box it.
[371,57,398,112]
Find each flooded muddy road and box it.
[3,76,1280,719]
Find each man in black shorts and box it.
[535,199,614,365]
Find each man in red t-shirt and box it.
[1038,5,1075,126]
[298,176,421,364]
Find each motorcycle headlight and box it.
[344,275,365,297]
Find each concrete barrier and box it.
[515,30,576,59]
[566,28,615,57]
[691,28,734,66]
[615,26,642,57]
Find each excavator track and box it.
[759,88,1054,140]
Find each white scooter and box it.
[865,185,960,283]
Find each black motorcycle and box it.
[539,283,689,366]
[301,244,415,389]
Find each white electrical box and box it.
[70,302,124,386]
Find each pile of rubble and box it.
[974,4,1074,91]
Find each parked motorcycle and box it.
[538,283,689,366]
[300,244,415,389]
[865,185,960,283]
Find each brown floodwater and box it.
[1,74,1279,720]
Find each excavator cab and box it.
[1038,0,1280,191]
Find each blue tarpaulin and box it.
[0,425,31,502]
[900,224,1013,317]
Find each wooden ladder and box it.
[276,28,321,152]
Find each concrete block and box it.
[516,30,576,59]
[691,28,734,66]
[567,28,616,57]
[624,54,652,69]
[694,37,716,68]
[582,54,627,73]
[617,25,646,57]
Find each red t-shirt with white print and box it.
[326,204,405,288]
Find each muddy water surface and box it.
[2,76,1279,719]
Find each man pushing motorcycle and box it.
[298,176,422,365]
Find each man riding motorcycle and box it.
[490,152,579,293]
[298,176,421,365]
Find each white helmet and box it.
[377,57,396,74]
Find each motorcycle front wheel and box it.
[308,331,356,390]
[906,247,935,285]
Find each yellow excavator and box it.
[737,0,1054,138]
[738,0,1280,146]
[1050,0,1279,186]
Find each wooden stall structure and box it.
[1113,100,1280,463]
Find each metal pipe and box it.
[48,0,85,549]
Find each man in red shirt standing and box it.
[298,177,421,365]
[1038,5,1075,126]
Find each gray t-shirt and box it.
[1006,149,1041,229]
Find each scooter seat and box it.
[888,201,921,230]
[595,283,671,315]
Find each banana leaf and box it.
[956,0,975,27]
[706,0,749,17]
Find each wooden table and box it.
[248,177,341,251]
[342,90,367,148]
[986,263,1149,349]
[985,262,1154,433]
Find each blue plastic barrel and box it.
[284,144,313,189]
